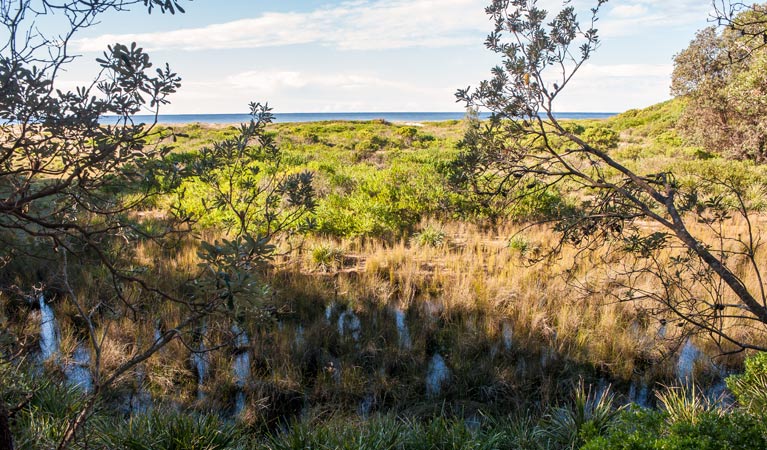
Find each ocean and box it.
[99,111,616,125]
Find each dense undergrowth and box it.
[6,364,767,449]
[159,99,767,240]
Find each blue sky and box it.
[61,0,715,114]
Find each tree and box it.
[452,0,767,354]
[184,102,316,325]
[0,1,195,448]
[713,1,767,48]
[672,4,767,161]
[0,2,315,448]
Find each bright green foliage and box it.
[412,225,447,248]
[170,120,463,238]
[582,126,619,150]
[726,352,767,414]
[179,103,316,237]
[581,409,767,450]
[655,384,719,425]
[310,244,344,272]
[181,103,316,316]
[508,236,530,254]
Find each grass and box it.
[7,372,767,449]
[6,104,767,447]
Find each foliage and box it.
[444,114,571,223]
[672,4,767,161]
[11,380,99,449]
[726,352,767,414]
[655,384,719,425]
[182,103,316,318]
[96,410,241,450]
[180,103,316,237]
[412,226,447,248]
[263,416,514,450]
[452,0,767,352]
[581,408,767,450]
[0,1,203,448]
[310,244,344,272]
[582,126,619,150]
[538,382,622,449]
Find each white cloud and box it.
[67,1,715,113]
[225,70,413,92]
[75,0,489,52]
[610,4,649,19]
[601,1,712,37]
[554,63,674,112]
[74,0,714,53]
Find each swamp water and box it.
[34,292,739,420]
[232,325,251,416]
[37,294,93,392]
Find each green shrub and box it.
[508,236,529,253]
[538,382,622,449]
[727,352,767,414]
[582,126,620,149]
[310,244,344,272]
[656,383,718,425]
[397,127,419,146]
[582,409,767,450]
[412,226,447,248]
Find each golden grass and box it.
[23,211,767,415]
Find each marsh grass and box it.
[35,214,756,421]
[655,383,718,425]
[7,114,767,448]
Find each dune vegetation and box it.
[4,101,767,448]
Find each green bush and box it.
[582,126,620,149]
[655,383,718,425]
[310,244,344,272]
[582,409,767,450]
[538,382,622,449]
[727,352,767,414]
[412,226,447,248]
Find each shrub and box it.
[655,383,718,425]
[397,127,420,146]
[508,236,530,254]
[538,382,622,449]
[412,226,447,248]
[726,351,767,414]
[310,244,344,272]
[582,126,620,149]
[582,409,767,450]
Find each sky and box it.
[58,0,716,114]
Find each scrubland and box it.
[4,99,767,449]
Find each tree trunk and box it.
[0,405,14,450]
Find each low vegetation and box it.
[4,1,767,449]
[4,108,767,447]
